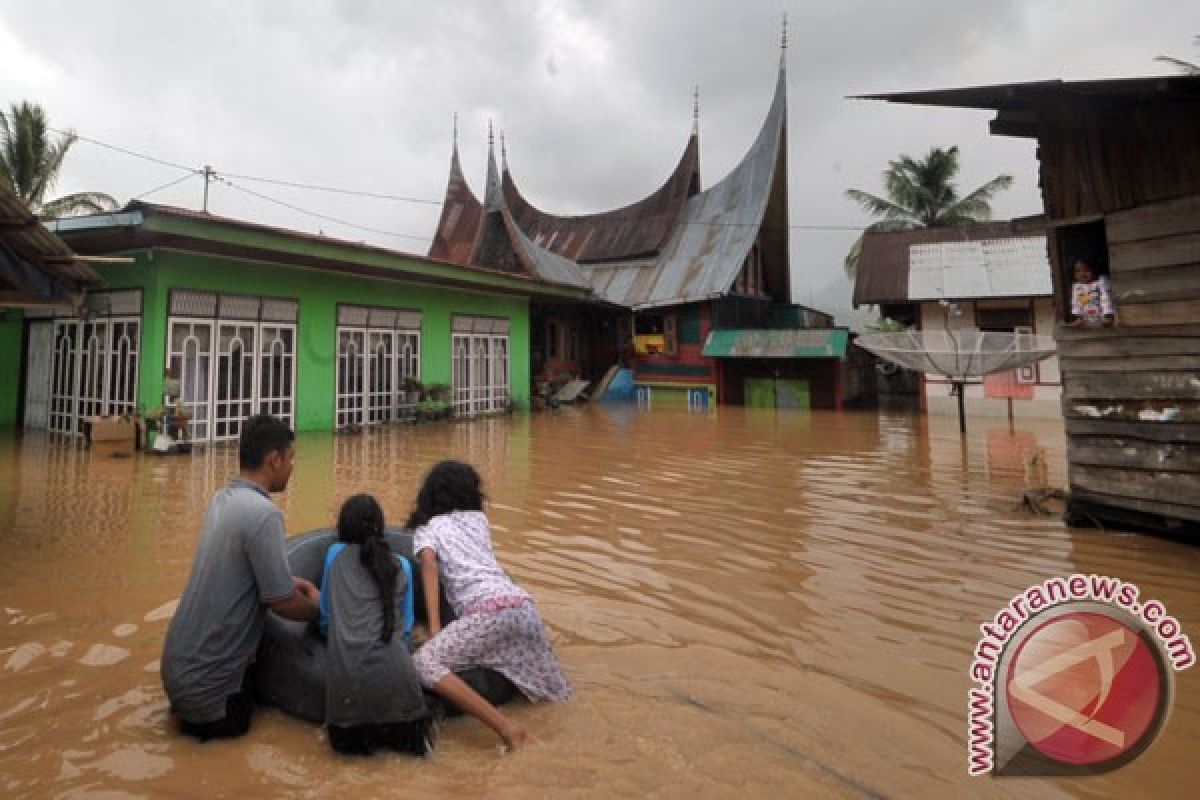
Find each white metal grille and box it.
[397,331,420,417]
[167,319,214,442]
[258,325,295,425]
[367,330,395,424]
[47,317,141,435]
[171,290,218,317]
[213,323,257,442]
[336,328,366,429]
[49,320,78,434]
[336,324,421,427]
[169,317,296,443]
[452,331,509,417]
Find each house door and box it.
[744,378,809,410]
[23,321,54,429]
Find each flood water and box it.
[1,406,1198,799]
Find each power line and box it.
[218,171,442,206]
[217,177,432,242]
[133,171,200,200]
[55,125,861,235]
[49,126,197,174]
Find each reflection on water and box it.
[1,407,1198,798]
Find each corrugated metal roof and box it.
[908,236,1052,300]
[428,146,484,265]
[599,61,787,309]
[503,135,700,262]
[0,182,100,303]
[427,57,789,311]
[853,220,1045,306]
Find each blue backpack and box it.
[318,542,415,643]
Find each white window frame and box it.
[452,330,509,417]
[167,312,297,444]
[336,309,421,429]
[49,316,142,436]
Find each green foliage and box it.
[843,146,1013,278]
[869,317,910,333]
[1155,35,1199,74]
[0,101,117,218]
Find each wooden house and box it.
[862,76,1200,533]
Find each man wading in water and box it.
[162,414,320,740]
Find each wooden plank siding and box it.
[1055,247,1200,526]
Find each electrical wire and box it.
[133,171,200,200]
[217,177,432,242]
[53,125,865,234]
[218,171,443,206]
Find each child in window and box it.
[409,460,572,751]
[1068,258,1115,327]
[321,494,432,756]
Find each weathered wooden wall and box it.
[1060,193,1200,527]
[1038,102,1200,220]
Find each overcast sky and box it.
[2,1,1196,321]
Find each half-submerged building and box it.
[862,75,1200,534]
[429,52,852,410]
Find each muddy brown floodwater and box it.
[1,406,1198,799]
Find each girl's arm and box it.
[418,547,443,636]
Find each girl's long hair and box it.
[405,460,485,530]
[337,494,398,643]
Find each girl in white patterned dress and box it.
[409,460,571,750]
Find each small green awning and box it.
[702,328,848,359]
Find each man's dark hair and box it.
[239,414,294,469]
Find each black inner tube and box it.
[253,528,517,725]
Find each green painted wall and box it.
[95,249,531,432]
[0,311,23,426]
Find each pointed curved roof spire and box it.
[428,114,484,261]
[781,12,788,50]
[500,130,508,171]
[692,85,700,135]
[484,120,503,212]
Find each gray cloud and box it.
[1,0,1195,317]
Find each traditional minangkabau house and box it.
[853,219,1064,419]
[861,75,1200,533]
[429,49,853,411]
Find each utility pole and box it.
[202,165,214,212]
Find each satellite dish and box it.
[855,330,1057,433]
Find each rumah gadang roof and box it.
[852,220,1047,307]
[503,135,700,263]
[0,182,100,306]
[429,56,790,311]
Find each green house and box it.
[2,202,589,440]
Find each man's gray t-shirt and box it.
[162,478,294,722]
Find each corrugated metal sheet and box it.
[427,147,484,264]
[908,235,1052,300]
[0,183,100,300]
[503,136,700,262]
[854,220,1046,306]
[604,62,787,309]
[511,225,591,289]
[426,58,790,311]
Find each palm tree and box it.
[843,146,1013,278]
[0,101,117,219]
[1155,36,1199,74]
